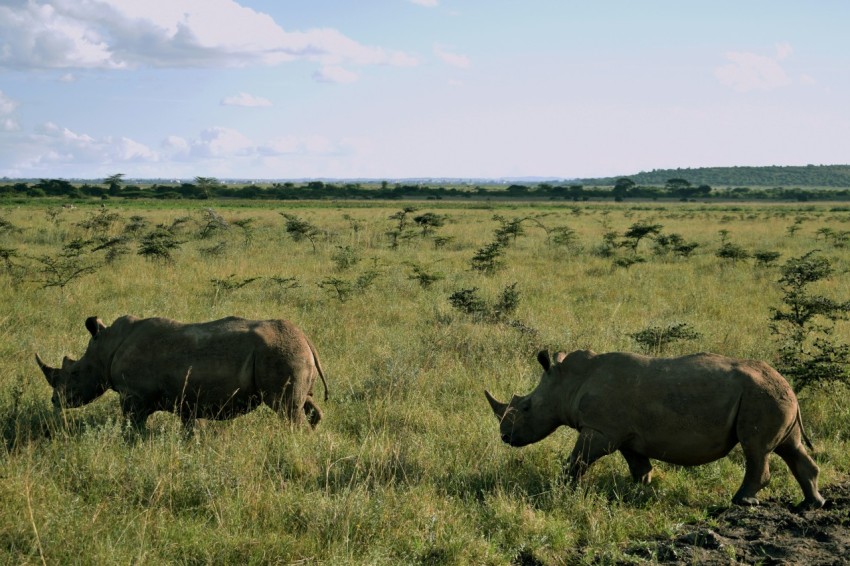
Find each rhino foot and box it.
[732,496,760,507]
[796,495,826,511]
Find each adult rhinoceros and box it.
[37,315,328,430]
[485,350,825,509]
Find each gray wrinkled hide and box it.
[37,315,327,430]
[486,350,824,509]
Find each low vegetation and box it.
[1,198,848,564]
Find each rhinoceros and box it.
[36,315,328,430]
[485,350,825,509]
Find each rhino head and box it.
[36,316,110,409]
[485,350,566,447]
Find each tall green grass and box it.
[1,199,848,564]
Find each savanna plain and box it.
[1,198,849,564]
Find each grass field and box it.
[1,198,849,564]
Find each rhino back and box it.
[568,352,769,465]
[108,317,312,407]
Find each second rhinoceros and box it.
[485,350,825,509]
[37,315,328,430]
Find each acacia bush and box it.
[770,251,850,391]
[629,322,701,355]
[30,239,103,289]
[448,282,520,323]
[138,227,183,262]
[281,213,321,251]
[406,262,445,289]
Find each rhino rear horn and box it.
[484,390,508,420]
[537,350,552,371]
[35,353,59,386]
[85,316,106,338]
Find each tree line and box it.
[579,164,850,188]
[3,171,850,202]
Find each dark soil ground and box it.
[618,479,850,565]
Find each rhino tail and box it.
[796,405,814,451]
[306,337,329,402]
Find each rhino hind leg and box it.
[773,430,825,510]
[303,396,322,429]
[620,448,653,484]
[732,445,771,506]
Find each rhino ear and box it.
[537,350,552,371]
[85,317,106,339]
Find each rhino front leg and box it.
[120,395,153,431]
[620,448,653,484]
[179,415,197,437]
[564,428,617,484]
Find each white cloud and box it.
[0,92,16,115]
[114,137,157,161]
[221,92,272,107]
[162,135,190,153]
[434,45,471,69]
[409,0,439,7]
[2,118,20,131]
[313,65,359,84]
[190,127,255,158]
[259,136,300,155]
[18,122,160,168]
[715,43,793,92]
[775,42,793,60]
[1,117,360,176]
[0,0,418,72]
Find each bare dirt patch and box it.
[620,479,850,565]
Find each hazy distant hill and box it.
[577,165,850,188]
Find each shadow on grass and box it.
[1,389,128,452]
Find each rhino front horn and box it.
[35,353,58,386]
[484,390,508,419]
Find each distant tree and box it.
[104,173,125,196]
[612,178,635,200]
[194,177,222,198]
[666,178,693,199]
[34,179,74,196]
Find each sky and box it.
[0,0,849,181]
